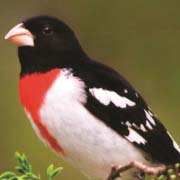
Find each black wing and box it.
[74,59,180,165]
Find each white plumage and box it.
[26,69,150,180]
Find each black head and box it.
[23,16,79,51]
[5,15,86,75]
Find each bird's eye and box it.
[42,26,54,36]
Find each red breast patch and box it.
[19,69,65,154]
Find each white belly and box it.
[30,69,148,179]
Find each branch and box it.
[106,161,180,180]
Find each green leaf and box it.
[169,174,177,180]
[47,164,63,180]
[175,163,180,169]
[50,167,63,178]
[0,172,16,179]
[167,168,174,175]
[47,164,54,176]
[15,152,32,174]
[157,174,166,180]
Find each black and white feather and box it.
[72,59,180,165]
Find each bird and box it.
[4,15,180,180]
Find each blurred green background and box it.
[0,1,180,179]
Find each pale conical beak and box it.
[4,23,34,47]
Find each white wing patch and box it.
[167,132,180,153]
[124,89,128,94]
[146,121,153,130]
[124,121,147,132]
[89,88,136,108]
[125,128,147,145]
[140,124,147,132]
[144,110,156,125]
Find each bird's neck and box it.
[18,46,87,77]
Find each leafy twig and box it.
[0,152,63,180]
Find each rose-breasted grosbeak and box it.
[5,16,180,180]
